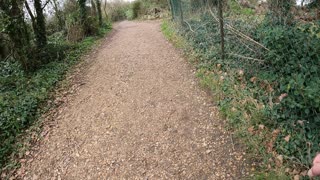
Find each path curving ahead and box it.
[21,21,248,179]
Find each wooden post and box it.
[218,0,225,60]
[178,0,184,25]
[168,0,175,20]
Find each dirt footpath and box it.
[21,21,249,179]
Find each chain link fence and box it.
[169,0,266,75]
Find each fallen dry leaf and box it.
[292,169,300,175]
[275,155,283,167]
[266,141,274,153]
[278,93,288,102]
[300,170,307,176]
[294,175,300,180]
[250,77,257,83]
[272,129,281,137]
[284,135,291,142]
[247,126,255,134]
[285,168,291,173]
[258,124,265,130]
[297,120,304,126]
[238,69,244,76]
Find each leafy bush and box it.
[107,1,130,21]
[125,9,134,20]
[228,0,255,15]
[132,1,142,19]
[26,43,69,71]
[257,23,320,165]
[86,16,100,36]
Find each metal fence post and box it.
[218,0,225,60]
[178,0,184,25]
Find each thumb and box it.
[309,163,320,177]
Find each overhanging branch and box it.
[41,0,51,10]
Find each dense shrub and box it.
[257,23,320,165]
[86,16,100,35]
[106,1,130,22]
[132,1,142,19]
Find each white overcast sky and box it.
[26,0,308,18]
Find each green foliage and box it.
[0,25,111,168]
[166,0,320,171]
[257,22,320,165]
[307,0,320,8]
[254,171,290,180]
[33,0,48,47]
[107,0,167,21]
[78,0,87,29]
[96,0,103,26]
[0,0,111,170]
[109,3,130,21]
[161,20,186,48]
[132,1,142,19]
[228,0,255,15]
[130,0,168,20]
[26,44,69,71]
[125,9,134,20]
[267,0,295,25]
[162,19,274,172]
[0,0,30,70]
[86,16,100,35]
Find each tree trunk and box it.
[96,0,103,26]
[78,0,88,34]
[178,0,183,25]
[91,0,97,16]
[25,1,37,35]
[103,0,108,21]
[34,0,47,47]
[168,0,174,20]
[51,0,64,31]
[0,0,30,70]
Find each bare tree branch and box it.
[24,0,35,22]
[41,0,51,10]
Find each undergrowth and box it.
[161,15,320,178]
[161,19,279,177]
[0,24,112,170]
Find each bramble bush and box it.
[258,22,320,165]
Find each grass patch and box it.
[161,20,187,49]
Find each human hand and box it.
[308,154,320,177]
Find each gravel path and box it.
[20,21,249,179]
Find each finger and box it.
[308,169,314,177]
[314,154,320,164]
[311,163,320,176]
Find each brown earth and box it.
[18,21,250,179]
